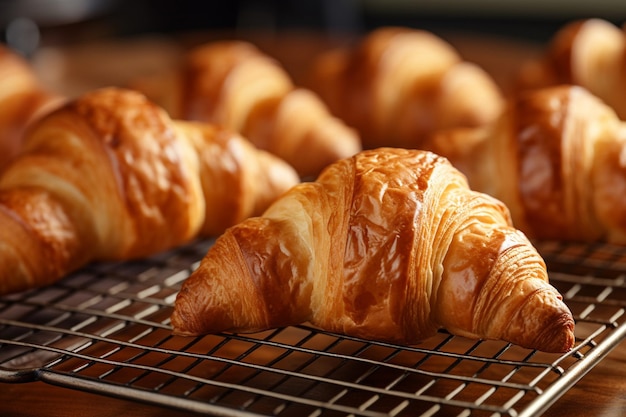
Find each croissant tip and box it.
[500,287,576,354]
[170,312,203,337]
[535,313,576,354]
[170,327,197,337]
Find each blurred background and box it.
[2,0,626,96]
[3,0,626,55]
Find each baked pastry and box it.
[172,148,575,353]
[132,41,361,178]
[425,85,626,244]
[0,45,61,170]
[0,87,299,295]
[517,18,626,119]
[307,27,504,149]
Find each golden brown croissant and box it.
[307,27,505,150]
[424,85,626,244]
[517,18,626,119]
[131,40,361,178]
[172,148,575,353]
[0,45,62,170]
[0,87,299,295]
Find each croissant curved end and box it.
[507,288,576,353]
[490,241,576,353]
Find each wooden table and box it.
[0,340,624,417]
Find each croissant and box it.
[307,27,504,150]
[424,85,626,244]
[131,40,361,178]
[517,18,626,119]
[172,147,575,353]
[0,87,299,295]
[0,45,61,170]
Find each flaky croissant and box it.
[517,18,626,119]
[0,45,61,170]
[0,87,299,295]
[131,40,361,178]
[307,27,504,150]
[425,85,626,244]
[172,148,575,353]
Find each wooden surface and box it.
[0,341,624,416]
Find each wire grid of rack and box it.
[0,238,625,417]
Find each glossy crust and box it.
[172,148,575,353]
[0,45,62,170]
[132,41,361,178]
[307,27,504,149]
[517,18,626,118]
[0,87,299,295]
[425,85,626,243]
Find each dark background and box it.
[2,0,626,56]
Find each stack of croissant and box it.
[14,19,626,353]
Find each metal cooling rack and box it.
[0,238,625,417]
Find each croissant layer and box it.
[172,148,574,353]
